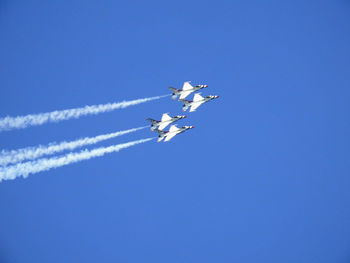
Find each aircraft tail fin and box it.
[146,118,159,130]
[146,118,158,124]
[154,129,166,142]
[154,129,166,135]
[179,99,190,112]
[169,87,180,100]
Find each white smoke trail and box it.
[0,94,169,131]
[0,138,154,181]
[0,126,147,166]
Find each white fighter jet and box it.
[169,81,208,100]
[146,113,187,131]
[155,125,194,142]
[180,93,219,112]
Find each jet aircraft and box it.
[180,93,219,112]
[146,113,187,131]
[169,81,208,100]
[155,125,194,142]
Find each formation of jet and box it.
[155,125,194,142]
[147,81,218,142]
[180,93,219,112]
[146,113,186,131]
[169,81,208,100]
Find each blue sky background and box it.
[0,0,350,262]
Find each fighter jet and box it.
[169,81,208,100]
[155,125,194,142]
[146,113,187,131]
[180,93,219,112]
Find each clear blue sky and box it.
[1,1,350,262]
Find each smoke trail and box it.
[0,138,154,181]
[0,94,169,131]
[0,126,147,166]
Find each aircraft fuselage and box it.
[151,116,186,130]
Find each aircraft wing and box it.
[179,90,193,100]
[164,133,177,142]
[158,122,171,131]
[169,125,180,133]
[161,113,172,122]
[189,102,203,112]
[193,93,204,102]
[182,81,193,91]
